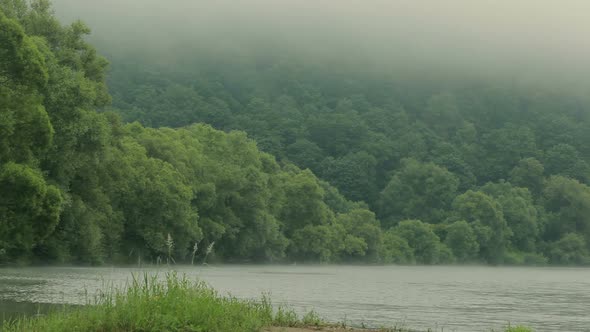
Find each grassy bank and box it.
[2,273,532,332]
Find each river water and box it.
[0,265,589,331]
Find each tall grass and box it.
[166,233,175,265]
[191,241,199,265]
[4,272,278,332]
[203,242,215,265]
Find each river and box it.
[0,265,589,331]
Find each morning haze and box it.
[51,0,590,82]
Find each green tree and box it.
[380,230,415,264]
[452,190,510,263]
[0,9,52,164]
[549,233,590,265]
[379,159,459,226]
[444,220,479,262]
[481,181,540,252]
[430,142,476,191]
[478,125,539,183]
[393,220,446,264]
[0,162,62,262]
[107,137,201,261]
[509,158,545,195]
[542,176,590,245]
[277,169,334,236]
[285,139,324,171]
[544,144,590,184]
[290,224,345,263]
[319,151,378,203]
[307,111,369,156]
[336,209,382,262]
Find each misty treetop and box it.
[2,0,590,266]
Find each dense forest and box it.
[2,0,590,266]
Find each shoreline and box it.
[0,272,532,332]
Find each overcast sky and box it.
[51,0,590,83]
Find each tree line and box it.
[1,0,590,265]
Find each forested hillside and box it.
[104,40,590,266]
[0,0,380,265]
[2,0,590,266]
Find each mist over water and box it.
[2,266,590,332]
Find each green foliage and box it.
[380,230,415,264]
[509,158,544,195]
[336,209,382,261]
[0,10,52,164]
[277,169,334,236]
[549,233,590,265]
[452,190,510,264]
[0,162,62,262]
[109,137,200,261]
[545,144,590,184]
[542,176,590,245]
[477,124,539,183]
[2,0,590,266]
[379,159,459,227]
[480,182,539,252]
[290,224,345,262]
[436,242,456,264]
[319,151,377,203]
[0,9,47,88]
[444,220,479,263]
[393,220,449,264]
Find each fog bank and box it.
[51,0,590,84]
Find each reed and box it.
[165,233,175,265]
[190,241,199,265]
[203,241,215,265]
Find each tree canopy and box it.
[2,0,590,266]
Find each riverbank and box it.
[1,272,531,332]
[267,328,531,332]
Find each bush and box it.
[503,251,525,265]
[522,253,548,265]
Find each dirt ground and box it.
[265,327,379,332]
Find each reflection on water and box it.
[0,299,68,323]
[1,265,589,332]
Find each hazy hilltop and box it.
[51,0,590,86]
[2,0,590,266]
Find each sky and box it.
[51,0,590,84]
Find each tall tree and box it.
[379,159,459,227]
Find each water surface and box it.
[1,265,589,331]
